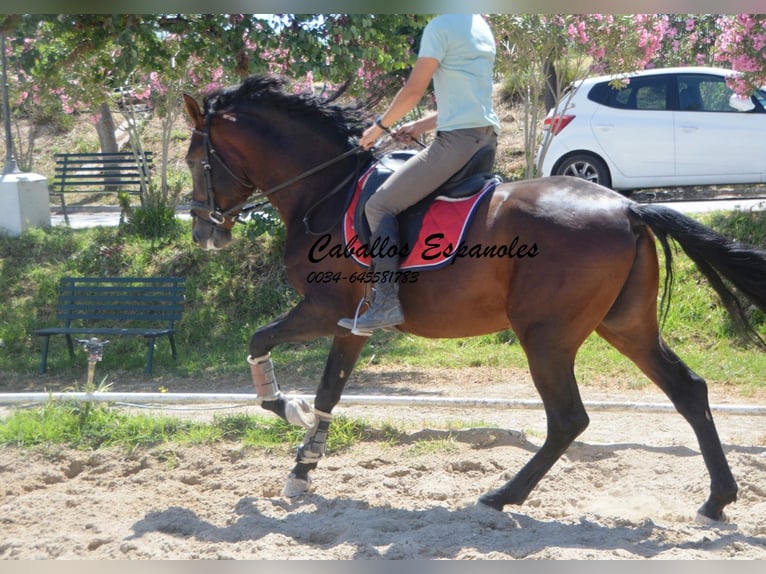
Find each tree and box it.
[1,14,427,205]
[714,14,766,95]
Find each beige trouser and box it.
[364,126,497,232]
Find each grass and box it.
[0,395,482,457]
[407,436,460,457]
[0,398,366,455]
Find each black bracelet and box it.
[375,115,392,134]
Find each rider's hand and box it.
[359,124,383,150]
[393,121,419,143]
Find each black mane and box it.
[203,75,369,145]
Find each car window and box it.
[677,75,750,112]
[597,76,668,111]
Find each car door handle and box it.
[678,125,699,131]
[593,123,614,130]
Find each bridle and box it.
[190,111,365,229]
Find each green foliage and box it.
[0,221,299,378]
[0,400,368,454]
[121,201,183,241]
[241,207,286,243]
[0,399,192,449]
[706,210,766,246]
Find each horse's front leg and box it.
[282,332,368,497]
[248,299,341,426]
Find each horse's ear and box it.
[183,93,204,129]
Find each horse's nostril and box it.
[192,222,212,247]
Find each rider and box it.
[338,14,501,333]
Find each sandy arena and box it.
[1,366,765,559]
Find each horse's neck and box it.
[270,145,360,234]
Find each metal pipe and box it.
[0,392,765,416]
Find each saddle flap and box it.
[343,170,498,272]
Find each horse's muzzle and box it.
[192,218,233,250]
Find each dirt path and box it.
[1,366,765,559]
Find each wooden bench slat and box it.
[33,276,185,377]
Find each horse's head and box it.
[183,93,255,250]
[184,76,373,251]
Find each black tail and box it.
[629,203,766,347]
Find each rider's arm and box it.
[359,57,439,149]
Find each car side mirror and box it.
[729,94,755,112]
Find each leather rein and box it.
[190,111,365,231]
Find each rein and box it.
[190,112,365,228]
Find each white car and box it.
[536,66,766,192]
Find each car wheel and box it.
[555,154,612,189]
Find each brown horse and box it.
[184,75,766,522]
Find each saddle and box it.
[352,145,497,245]
[344,145,500,271]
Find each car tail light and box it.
[544,114,575,135]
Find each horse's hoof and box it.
[477,493,505,512]
[285,398,315,429]
[695,510,727,525]
[282,473,312,498]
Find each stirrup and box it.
[349,296,373,337]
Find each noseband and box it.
[190,111,364,228]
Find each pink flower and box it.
[133,85,151,100]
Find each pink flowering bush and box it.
[715,14,766,95]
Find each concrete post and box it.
[0,33,51,236]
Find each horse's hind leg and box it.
[598,322,738,521]
[596,229,737,521]
[479,342,590,510]
[282,332,368,497]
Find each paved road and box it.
[50,207,191,229]
[49,196,766,229]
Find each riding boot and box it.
[338,214,404,334]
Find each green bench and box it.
[51,151,153,224]
[33,276,185,376]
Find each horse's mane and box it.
[203,75,371,146]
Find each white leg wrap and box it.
[248,353,280,402]
[297,409,333,464]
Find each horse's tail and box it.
[628,203,766,347]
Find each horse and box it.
[183,75,766,523]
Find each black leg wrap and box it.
[290,461,318,481]
[297,410,332,464]
[280,410,333,498]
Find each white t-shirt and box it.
[418,14,501,135]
